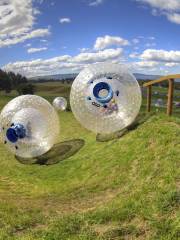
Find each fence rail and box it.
[143,74,180,116]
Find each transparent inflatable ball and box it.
[53,97,67,111]
[70,63,142,134]
[0,95,60,158]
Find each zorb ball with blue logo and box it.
[0,95,60,158]
[70,63,142,134]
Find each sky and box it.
[1,0,180,77]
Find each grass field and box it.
[0,82,179,240]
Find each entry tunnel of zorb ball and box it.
[70,63,142,134]
[0,95,59,158]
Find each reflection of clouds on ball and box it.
[0,95,60,158]
[70,63,142,134]
[53,97,67,111]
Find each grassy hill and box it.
[0,83,179,240]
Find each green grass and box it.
[0,83,179,239]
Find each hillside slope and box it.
[0,109,179,240]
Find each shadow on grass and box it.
[96,112,154,142]
[15,139,85,165]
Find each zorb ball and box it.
[0,95,60,158]
[53,97,67,111]
[70,63,142,134]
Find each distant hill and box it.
[134,73,161,80]
[28,73,161,81]
[29,73,78,81]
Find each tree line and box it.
[0,69,35,95]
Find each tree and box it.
[16,84,35,95]
[0,69,29,94]
[0,70,11,93]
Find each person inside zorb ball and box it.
[70,63,142,134]
[0,95,60,158]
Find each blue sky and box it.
[1,0,180,77]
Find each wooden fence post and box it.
[147,85,152,112]
[167,79,174,116]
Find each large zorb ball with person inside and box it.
[70,63,142,134]
[0,95,60,158]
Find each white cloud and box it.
[132,38,140,44]
[136,0,180,11]
[25,43,31,48]
[59,18,71,24]
[0,0,34,36]
[89,0,104,7]
[145,42,156,47]
[40,39,48,43]
[3,48,124,77]
[137,0,180,24]
[130,47,180,73]
[166,13,180,24]
[148,36,155,40]
[37,0,44,4]
[134,61,159,68]
[129,61,162,74]
[0,28,50,47]
[140,49,180,63]
[4,45,180,76]
[78,47,90,53]
[27,47,47,53]
[94,35,130,50]
[129,52,139,58]
[0,0,50,47]
[73,48,123,63]
[165,62,179,67]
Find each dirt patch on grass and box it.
[0,186,124,217]
[93,219,150,240]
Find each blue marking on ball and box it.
[6,124,26,143]
[93,82,113,104]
